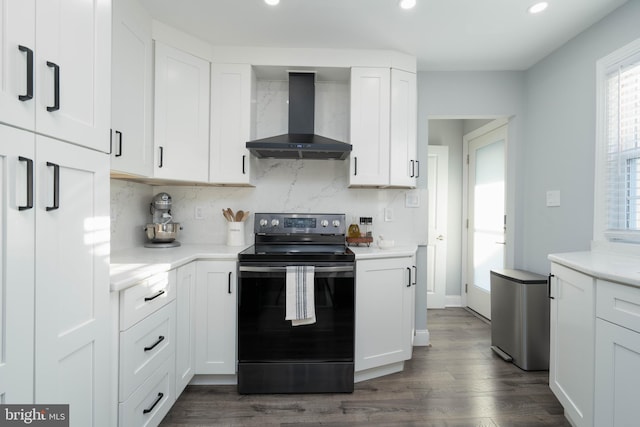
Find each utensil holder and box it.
[227,221,245,246]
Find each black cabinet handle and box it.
[354,156,358,176]
[415,160,420,178]
[242,155,246,174]
[46,61,60,112]
[46,161,59,211]
[228,272,232,294]
[412,265,417,286]
[18,156,33,210]
[142,392,164,415]
[158,146,164,168]
[406,267,412,287]
[410,160,415,178]
[18,45,33,101]
[548,274,555,300]
[115,130,123,157]
[144,290,165,302]
[144,335,165,352]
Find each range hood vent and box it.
[246,72,352,160]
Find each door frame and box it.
[426,145,448,308]
[461,117,511,308]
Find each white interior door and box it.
[466,124,506,319]
[427,145,448,308]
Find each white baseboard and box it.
[445,295,463,307]
[413,329,430,346]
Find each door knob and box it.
[436,235,445,241]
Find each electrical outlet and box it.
[546,190,561,207]
[384,208,394,222]
[194,206,204,220]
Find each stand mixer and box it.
[144,192,182,248]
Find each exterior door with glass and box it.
[466,124,506,319]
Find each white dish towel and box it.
[285,265,316,326]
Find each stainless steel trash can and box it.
[490,269,549,371]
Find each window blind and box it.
[605,55,640,237]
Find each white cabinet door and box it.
[34,135,110,427]
[389,69,417,187]
[0,124,35,403]
[355,256,414,372]
[209,63,255,184]
[175,262,196,395]
[549,263,595,427]
[0,0,35,130]
[195,260,237,375]
[111,0,153,177]
[35,0,111,152]
[595,318,640,427]
[154,42,210,182]
[349,67,390,187]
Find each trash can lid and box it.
[490,269,547,284]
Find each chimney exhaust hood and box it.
[246,72,352,160]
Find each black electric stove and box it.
[237,213,355,394]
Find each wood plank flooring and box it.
[160,308,570,426]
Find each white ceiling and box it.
[139,0,628,71]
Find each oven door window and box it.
[238,268,354,362]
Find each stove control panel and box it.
[254,213,345,235]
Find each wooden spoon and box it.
[222,209,233,222]
[235,210,244,222]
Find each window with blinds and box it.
[604,53,640,240]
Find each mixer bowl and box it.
[145,223,181,242]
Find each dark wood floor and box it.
[160,308,570,426]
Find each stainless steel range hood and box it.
[246,72,352,160]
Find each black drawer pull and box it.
[46,161,59,211]
[144,290,165,302]
[548,274,555,300]
[142,392,164,414]
[144,335,165,352]
[415,160,420,178]
[410,160,415,178]
[18,45,33,101]
[46,61,60,112]
[158,146,164,168]
[406,267,412,287]
[18,156,33,210]
[115,130,123,157]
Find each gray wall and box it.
[522,0,640,274]
[417,71,526,274]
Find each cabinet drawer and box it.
[120,270,176,330]
[119,355,176,427]
[120,301,176,400]
[597,280,640,333]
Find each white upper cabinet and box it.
[111,0,153,177]
[153,41,210,182]
[209,63,255,185]
[349,67,417,188]
[389,69,417,187]
[0,0,111,152]
[0,0,35,130]
[349,67,391,187]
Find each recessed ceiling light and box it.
[399,0,416,10]
[528,2,549,14]
[265,0,279,6]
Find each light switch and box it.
[546,190,561,207]
[405,191,420,208]
[384,208,394,222]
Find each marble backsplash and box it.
[111,160,427,252]
[110,77,427,252]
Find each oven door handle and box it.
[239,265,353,273]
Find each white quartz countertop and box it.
[111,243,418,292]
[548,250,640,288]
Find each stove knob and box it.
[271,219,280,227]
[321,219,329,227]
[259,219,268,227]
[332,219,341,227]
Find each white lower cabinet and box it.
[175,262,197,395]
[549,263,595,427]
[195,260,237,375]
[594,280,640,427]
[119,355,175,427]
[355,255,416,372]
[117,270,177,427]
